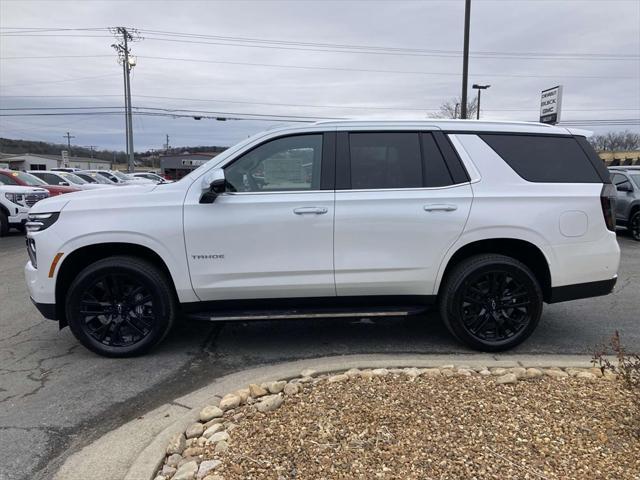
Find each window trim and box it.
[335,130,470,191]
[220,132,334,194]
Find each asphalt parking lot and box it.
[0,232,638,480]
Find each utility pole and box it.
[63,132,75,154]
[164,134,170,153]
[85,145,96,158]
[111,27,141,172]
[460,0,471,119]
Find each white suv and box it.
[24,120,620,357]
[1,184,49,236]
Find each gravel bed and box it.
[156,367,639,480]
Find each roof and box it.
[0,152,111,163]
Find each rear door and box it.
[333,130,472,297]
[611,173,634,222]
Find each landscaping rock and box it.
[267,380,287,394]
[203,418,225,429]
[577,371,597,381]
[202,423,224,438]
[207,431,230,444]
[478,369,491,376]
[249,383,268,398]
[525,368,544,378]
[496,373,518,385]
[284,383,300,395]
[344,368,361,377]
[510,367,527,379]
[491,367,508,376]
[173,460,198,480]
[185,423,205,439]
[162,465,177,477]
[199,405,223,422]
[166,433,186,455]
[422,368,441,377]
[300,368,317,377]
[256,394,284,413]
[166,453,182,467]
[219,393,241,411]
[328,374,349,383]
[371,368,389,377]
[197,459,221,479]
[215,440,229,453]
[235,388,251,403]
[544,369,569,379]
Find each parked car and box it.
[51,167,83,173]
[75,171,118,185]
[29,170,113,191]
[608,166,640,240]
[0,183,48,236]
[25,120,620,357]
[0,169,81,196]
[82,169,155,186]
[130,172,172,184]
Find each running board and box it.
[185,305,428,322]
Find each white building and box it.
[0,153,112,171]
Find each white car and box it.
[25,120,620,357]
[29,170,113,191]
[0,184,48,236]
[130,172,172,184]
[83,169,154,186]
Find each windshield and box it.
[59,172,88,184]
[112,171,130,181]
[631,174,640,189]
[9,171,47,186]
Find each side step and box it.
[186,305,429,322]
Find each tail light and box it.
[600,184,617,232]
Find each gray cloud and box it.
[1,0,638,151]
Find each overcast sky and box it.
[1,0,639,152]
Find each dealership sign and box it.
[540,85,563,124]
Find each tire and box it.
[65,256,176,357]
[0,211,8,237]
[439,254,543,352]
[630,211,640,241]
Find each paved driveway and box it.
[0,232,638,480]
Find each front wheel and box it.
[439,254,543,352]
[66,256,176,357]
[630,211,640,241]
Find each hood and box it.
[29,183,156,214]
[43,185,82,195]
[0,185,48,194]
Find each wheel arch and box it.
[55,242,178,324]
[436,238,553,302]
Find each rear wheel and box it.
[439,254,543,351]
[65,256,176,357]
[630,211,640,241]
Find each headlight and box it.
[26,212,60,233]
[5,192,25,206]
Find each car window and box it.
[480,134,601,183]
[0,173,18,185]
[611,173,632,190]
[11,171,47,186]
[59,172,88,184]
[631,174,640,189]
[37,172,62,184]
[225,134,322,192]
[349,132,422,189]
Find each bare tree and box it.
[589,131,640,152]
[429,96,478,119]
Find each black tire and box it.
[630,211,640,241]
[0,211,8,237]
[439,254,543,352]
[65,256,176,357]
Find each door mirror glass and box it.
[60,181,70,186]
[200,168,226,204]
[617,182,632,192]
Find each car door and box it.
[333,130,472,297]
[611,173,633,222]
[183,132,336,301]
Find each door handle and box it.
[293,207,328,215]
[424,204,458,212]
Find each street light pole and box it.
[460,0,472,119]
[472,84,491,120]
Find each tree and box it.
[429,96,478,119]
[589,131,640,152]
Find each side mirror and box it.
[617,183,632,192]
[60,182,70,186]
[200,168,226,204]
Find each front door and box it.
[333,131,472,297]
[183,133,336,301]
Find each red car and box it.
[0,169,81,196]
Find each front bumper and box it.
[30,297,57,320]
[8,208,29,225]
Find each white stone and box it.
[328,374,348,383]
[249,383,268,398]
[173,460,198,480]
[185,423,204,439]
[525,368,543,378]
[544,369,569,379]
[208,431,230,444]
[199,405,223,422]
[496,373,518,385]
[235,388,251,403]
[478,369,491,376]
[284,383,300,395]
[197,459,222,479]
[166,453,182,467]
[344,368,361,377]
[300,368,317,377]
[267,380,287,394]
[166,433,186,455]
[215,440,229,453]
[202,423,224,438]
[219,393,241,411]
[371,368,389,377]
[421,368,441,377]
[162,465,177,477]
[256,394,284,413]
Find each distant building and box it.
[598,151,640,166]
[160,152,221,180]
[0,153,112,171]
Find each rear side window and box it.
[349,132,422,189]
[479,134,602,183]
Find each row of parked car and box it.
[0,168,171,236]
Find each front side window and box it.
[631,174,640,189]
[612,173,633,190]
[0,174,18,185]
[11,171,47,186]
[349,132,422,189]
[59,172,88,185]
[225,134,322,192]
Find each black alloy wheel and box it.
[66,256,175,357]
[440,254,543,351]
[630,211,640,241]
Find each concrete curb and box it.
[54,353,597,480]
